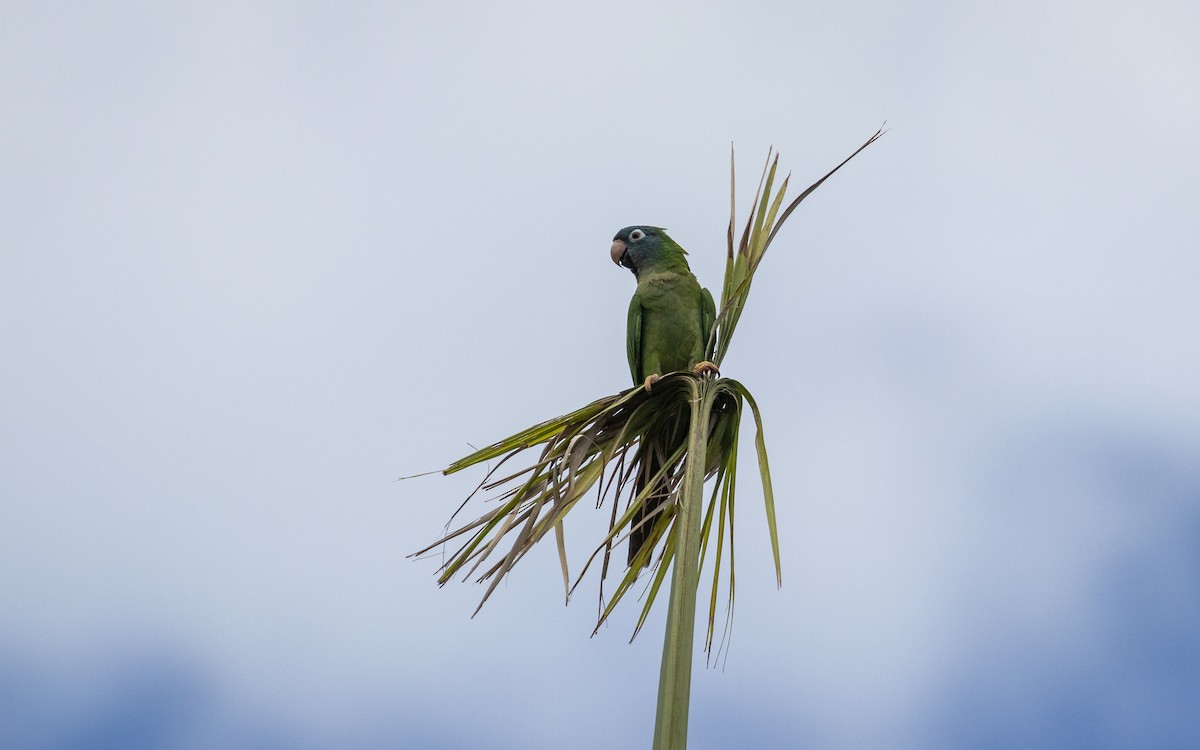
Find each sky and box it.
[2,1,1199,748]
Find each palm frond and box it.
[708,126,885,366]
[411,372,772,647]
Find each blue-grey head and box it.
[610,225,683,275]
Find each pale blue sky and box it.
[2,2,1199,748]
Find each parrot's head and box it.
[610,226,684,276]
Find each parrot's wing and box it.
[626,293,643,385]
[701,286,716,359]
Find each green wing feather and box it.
[626,293,643,385]
[700,287,716,358]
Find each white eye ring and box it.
[630,229,646,241]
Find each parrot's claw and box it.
[643,374,662,392]
[692,361,720,378]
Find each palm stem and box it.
[652,376,716,750]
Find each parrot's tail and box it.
[628,408,689,568]
[628,458,670,568]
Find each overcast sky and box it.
[2,2,1199,749]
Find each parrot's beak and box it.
[610,239,628,267]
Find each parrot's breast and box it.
[636,272,707,377]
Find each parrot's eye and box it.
[629,229,646,241]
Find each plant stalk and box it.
[652,376,715,750]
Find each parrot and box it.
[610,225,719,567]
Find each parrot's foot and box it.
[643,374,662,392]
[692,361,720,378]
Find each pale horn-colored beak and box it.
[610,239,627,266]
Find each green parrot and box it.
[610,225,718,566]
